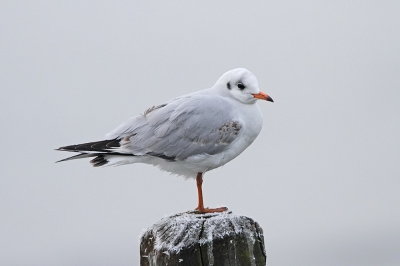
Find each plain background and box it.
[1,0,399,265]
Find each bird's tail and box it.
[55,152,111,167]
[56,139,134,167]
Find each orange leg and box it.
[195,172,228,213]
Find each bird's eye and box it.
[237,82,246,90]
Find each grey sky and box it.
[1,0,399,265]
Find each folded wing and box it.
[107,94,242,160]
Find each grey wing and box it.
[106,95,242,160]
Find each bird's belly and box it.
[182,110,263,174]
[151,130,259,178]
[151,104,263,178]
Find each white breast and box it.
[165,102,263,178]
[215,103,263,166]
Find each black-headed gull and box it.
[57,68,273,213]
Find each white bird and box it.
[57,68,273,213]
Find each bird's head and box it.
[214,68,273,104]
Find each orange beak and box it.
[252,91,274,102]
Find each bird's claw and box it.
[195,206,228,213]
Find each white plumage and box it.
[58,68,273,178]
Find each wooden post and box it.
[140,211,266,266]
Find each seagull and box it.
[57,68,273,213]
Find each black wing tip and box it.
[56,139,121,153]
[90,155,109,167]
[55,145,79,152]
[55,157,69,163]
[55,153,94,163]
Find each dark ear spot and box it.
[227,82,231,90]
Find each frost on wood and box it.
[140,211,266,266]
